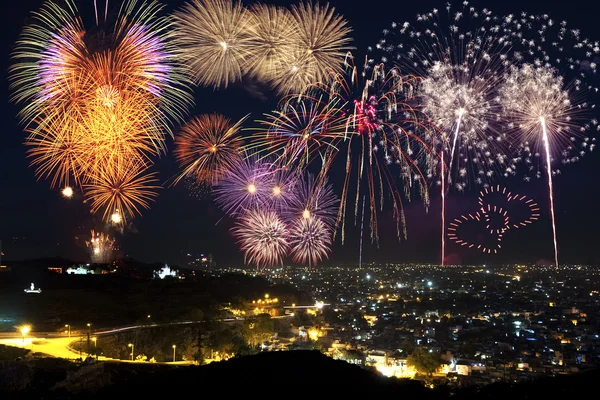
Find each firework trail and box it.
[358,194,365,269]
[232,209,289,269]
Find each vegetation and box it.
[406,348,441,376]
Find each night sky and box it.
[1,0,600,268]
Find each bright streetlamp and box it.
[128,343,134,361]
[65,324,70,337]
[92,337,98,360]
[87,323,92,334]
[172,345,176,362]
[18,325,31,343]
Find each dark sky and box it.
[1,0,600,267]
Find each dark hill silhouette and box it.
[94,351,429,397]
[2,351,600,398]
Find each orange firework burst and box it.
[10,0,191,223]
[84,160,160,224]
[174,114,246,186]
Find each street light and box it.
[128,343,134,361]
[92,337,98,360]
[172,345,176,362]
[87,323,92,334]
[65,324,70,337]
[17,325,31,343]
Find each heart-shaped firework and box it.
[478,185,540,230]
[447,210,505,254]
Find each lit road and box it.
[0,314,292,362]
[0,337,84,360]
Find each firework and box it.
[320,56,433,243]
[174,114,246,186]
[499,64,587,268]
[84,160,160,224]
[447,211,504,254]
[270,2,353,95]
[10,0,190,222]
[86,230,116,264]
[183,175,212,200]
[249,94,347,166]
[374,4,516,189]
[213,154,274,217]
[62,186,74,198]
[373,4,524,264]
[284,173,338,229]
[246,4,299,82]
[267,164,300,212]
[253,54,433,243]
[478,185,540,230]
[289,216,332,266]
[498,12,599,268]
[173,0,254,89]
[232,209,289,268]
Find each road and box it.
[0,336,84,360]
[0,314,292,362]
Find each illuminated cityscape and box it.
[1,0,600,397]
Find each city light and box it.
[17,324,31,343]
[128,343,135,361]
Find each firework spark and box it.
[289,216,332,266]
[233,209,289,268]
[173,0,254,89]
[174,114,246,186]
[86,230,116,264]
